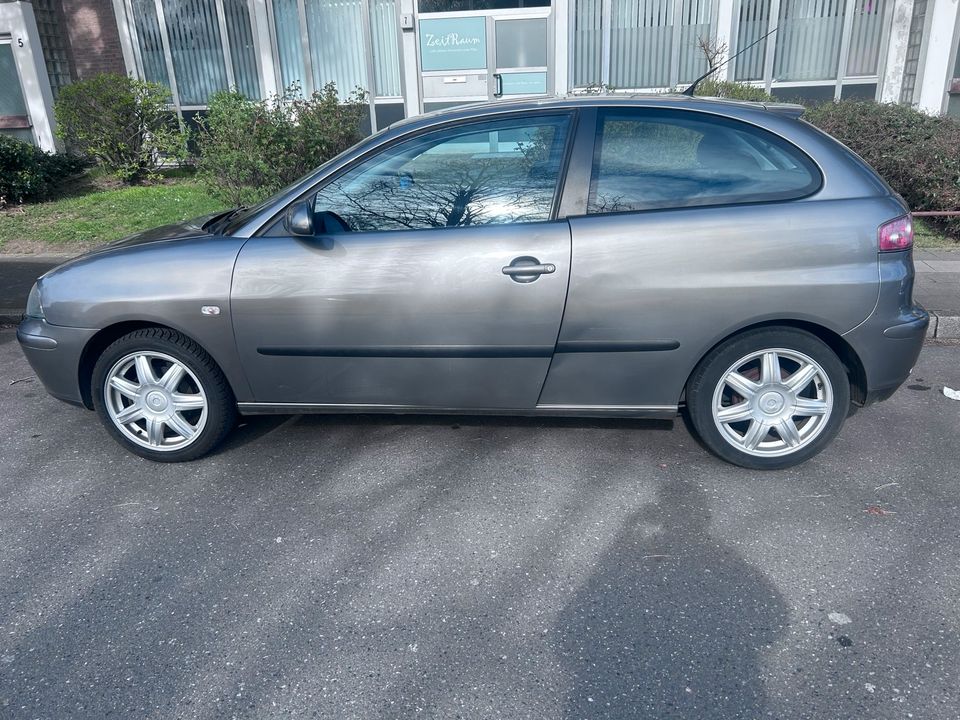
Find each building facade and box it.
[2,0,959,152]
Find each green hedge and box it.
[804,101,960,236]
[694,79,774,102]
[196,83,367,206]
[54,74,187,184]
[0,135,86,206]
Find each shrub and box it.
[196,83,367,206]
[0,135,86,206]
[192,90,283,207]
[804,101,960,235]
[693,79,774,102]
[54,74,187,183]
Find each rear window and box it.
[587,108,822,214]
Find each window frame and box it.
[580,106,824,218]
[260,108,581,237]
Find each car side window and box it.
[313,114,571,232]
[587,108,821,214]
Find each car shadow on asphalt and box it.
[216,413,788,717]
[0,390,795,717]
[553,475,789,719]
[217,413,678,457]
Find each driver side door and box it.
[230,112,574,409]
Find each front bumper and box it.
[17,317,98,406]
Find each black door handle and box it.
[493,73,503,98]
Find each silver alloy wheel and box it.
[103,351,208,451]
[710,347,833,458]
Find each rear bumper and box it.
[844,251,928,407]
[861,312,928,405]
[17,317,98,407]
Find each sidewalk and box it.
[914,249,960,338]
[2,250,960,336]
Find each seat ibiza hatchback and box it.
[18,95,928,469]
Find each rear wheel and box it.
[92,328,236,461]
[686,328,850,470]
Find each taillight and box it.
[878,215,914,252]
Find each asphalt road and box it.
[1,327,959,719]
[0,258,60,318]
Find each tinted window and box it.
[587,109,821,214]
[314,115,571,232]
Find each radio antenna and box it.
[682,26,779,97]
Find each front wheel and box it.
[92,328,237,462]
[686,328,850,470]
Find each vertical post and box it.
[834,0,858,100]
[152,0,183,114]
[600,0,612,86]
[250,0,279,98]
[122,0,146,79]
[399,0,420,116]
[486,15,496,99]
[915,0,960,112]
[728,0,744,81]
[762,0,780,93]
[361,0,378,132]
[296,0,313,94]
[669,0,682,88]
[554,0,570,94]
[714,0,736,81]
[874,0,902,101]
[878,0,916,102]
[4,2,57,151]
[215,0,237,89]
[110,0,139,76]
[391,0,406,107]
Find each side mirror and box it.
[284,200,315,237]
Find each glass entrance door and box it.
[491,16,550,99]
[417,6,552,111]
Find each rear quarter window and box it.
[588,108,822,214]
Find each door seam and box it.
[533,219,574,405]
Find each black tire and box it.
[686,327,850,470]
[91,328,237,462]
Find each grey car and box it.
[17,95,927,469]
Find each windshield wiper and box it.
[204,206,246,234]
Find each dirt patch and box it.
[0,238,92,256]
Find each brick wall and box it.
[58,0,126,79]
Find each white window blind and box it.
[162,0,229,105]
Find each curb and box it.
[0,308,23,325]
[0,253,77,261]
[926,312,960,340]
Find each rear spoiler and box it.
[762,102,805,119]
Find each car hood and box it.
[99,212,221,251]
[40,211,225,280]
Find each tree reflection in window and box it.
[314,116,570,231]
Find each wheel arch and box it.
[682,319,867,408]
[77,321,232,410]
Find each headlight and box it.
[25,283,44,319]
